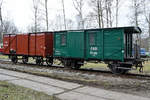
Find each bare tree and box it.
[84,12,98,28]
[50,13,64,31]
[96,0,104,28]
[115,0,119,27]
[73,0,84,29]
[3,20,18,34]
[89,0,114,28]
[105,0,109,27]
[108,0,113,27]
[89,0,104,28]
[133,0,139,26]
[66,19,74,30]
[32,0,41,32]
[62,0,66,30]
[130,0,144,26]
[0,0,3,42]
[115,0,124,27]
[97,0,104,28]
[0,0,3,26]
[45,0,49,31]
[105,0,113,28]
[143,0,150,37]
[145,13,150,37]
[148,14,150,37]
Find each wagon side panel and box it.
[16,34,29,55]
[29,34,36,56]
[103,29,124,61]
[67,31,84,58]
[36,33,45,57]
[85,30,103,60]
[53,32,68,57]
[45,33,53,57]
[10,35,17,54]
[3,34,10,54]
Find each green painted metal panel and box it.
[103,29,124,61]
[67,31,84,58]
[54,31,84,58]
[85,30,103,59]
[54,32,68,57]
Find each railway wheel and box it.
[36,57,43,65]
[46,58,53,66]
[11,56,18,64]
[72,64,81,69]
[108,64,129,74]
[22,56,28,64]
[71,61,81,69]
[63,60,71,68]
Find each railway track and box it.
[0,59,150,81]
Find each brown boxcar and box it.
[3,32,53,65]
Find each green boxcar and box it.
[54,28,124,61]
[54,27,142,74]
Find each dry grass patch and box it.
[82,62,107,69]
[143,61,150,73]
[0,81,60,100]
[0,55,8,59]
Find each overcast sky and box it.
[2,0,131,32]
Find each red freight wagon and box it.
[2,32,53,65]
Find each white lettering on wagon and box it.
[90,47,98,56]
[4,41,8,46]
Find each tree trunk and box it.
[62,0,66,30]
[0,7,2,26]
[108,2,112,27]
[116,0,119,27]
[134,0,138,26]
[97,0,101,28]
[100,0,104,28]
[45,0,49,31]
[34,9,37,33]
[105,0,109,27]
[149,13,150,37]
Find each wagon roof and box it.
[3,31,53,35]
[85,26,142,33]
[121,26,142,33]
[3,26,141,35]
[54,26,142,34]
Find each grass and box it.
[0,55,8,59]
[83,61,150,73]
[0,81,60,100]
[143,61,150,73]
[82,62,107,69]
